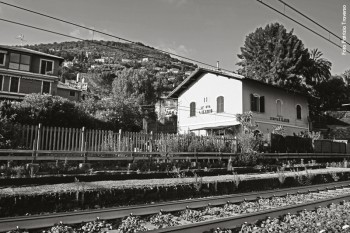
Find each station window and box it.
[217,96,224,113]
[190,102,196,117]
[296,105,302,119]
[250,94,265,113]
[276,99,282,116]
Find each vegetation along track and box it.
[2,181,350,232]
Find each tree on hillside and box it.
[112,68,158,105]
[237,23,331,93]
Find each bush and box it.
[0,94,113,130]
[0,104,22,149]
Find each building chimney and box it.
[216,61,220,70]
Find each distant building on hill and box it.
[62,61,73,68]
[0,45,81,101]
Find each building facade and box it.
[0,45,81,101]
[168,68,309,136]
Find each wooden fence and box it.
[15,124,237,153]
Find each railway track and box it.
[2,180,350,232]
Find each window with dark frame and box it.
[217,96,224,113]
[42,81,50,94]
[296,105,302,119]
[69,91,76,97]
[250,94,265,113]
[0,53,5,66]
[9,53,30,71]
[0,75,3,90]
[40,60,54,74]
[190,102,196,117]
[10,77,19,93]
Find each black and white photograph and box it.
[0,0,349,232]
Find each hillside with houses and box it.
[23,40,197,99]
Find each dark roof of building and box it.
[167,67,307,98]
[0,45,64,60]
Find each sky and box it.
[0,0,349,75]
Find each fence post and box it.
[118,129,122,152]
[80,127,86,161]
[149,131,153,152]
[32,140,36,163]
[35,123,42,159]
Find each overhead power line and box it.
[0,1,235,73]
[256,0,350,54]
[278,0,350,46]
[0,18,200,71]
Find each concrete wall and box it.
[242,79,309,135]
[178,73,242,135]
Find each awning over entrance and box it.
[186,120,240,131]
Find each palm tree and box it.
[307,49,332,84]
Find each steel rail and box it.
[2,150,350,161]
[148,193,350,233]
[1,181,350,232]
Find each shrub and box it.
[0,103,22,149]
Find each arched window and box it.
[190,102,196,117]
[217,96,224,113]
[276,99,282,116]
[296,105,302,119]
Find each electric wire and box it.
[256,0,350,54]
[0,18,200,71]
[0,1,236,73]
[277,0,350,46]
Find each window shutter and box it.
[221,97,224,112]
[260,96,265,113]
[250,94,255,111]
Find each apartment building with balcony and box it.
[0,45,81,101]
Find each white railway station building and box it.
[167,67,310,136]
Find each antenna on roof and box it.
[216,61,220,70]
[16,34,27,46]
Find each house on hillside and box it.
[57,82,81,102]
[167,68,310,136]
[0,45,81,101]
